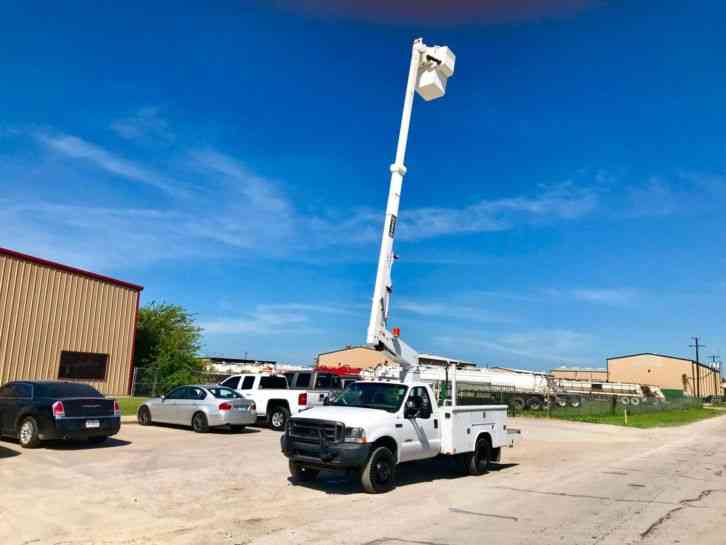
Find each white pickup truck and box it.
[281,378,519,493]
[219,373,324,431]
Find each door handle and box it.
[395,423,403,428]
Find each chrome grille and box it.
[289,419,343,444]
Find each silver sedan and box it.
[137,385,257,433]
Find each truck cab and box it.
[281,379,517,493]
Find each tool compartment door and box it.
[440,405,508,454]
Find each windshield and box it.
[207,387,242,399]
[330,383,408,413]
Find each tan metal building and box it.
[607,353,721,398]
[551,367,609,382]
[316,346,475,371]
[0,247,143,395]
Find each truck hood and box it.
[294,405,397,429]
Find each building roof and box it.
[607,352,718,371]
[552,367,607,372]
[317,345,375,356]
[200,356,277,365]
[0,247,144,292]
[418,353,476,366]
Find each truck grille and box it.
[289,419,343,444]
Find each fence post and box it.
[624,406,628,425]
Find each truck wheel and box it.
[18,417,41,449]
[511,398,526,411]
[629,397,641,406]
[463,436,491,476]
[289,461,319,482]
[268,406,289,431]
[568,397,582,408]
[192,412,209,433]
[619,397,630,406]
[555,397,568,408]
[527,398,543,411]
[361,446,397,494]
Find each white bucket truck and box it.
[281,38,519,492]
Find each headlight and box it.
[344,427,366,444]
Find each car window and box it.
[259,376,288,389]
[409,386,433,418]
[294,373,311,388]
[165,387,186,400]
[241,376,255,390]
[0,384,15,398]
[190,387,206,400]
[207,387,242,399]
[34,382,102,399]
[221,376,240,389]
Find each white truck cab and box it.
[281,377,519,493]
[220,373,321,431]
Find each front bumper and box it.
[280,433,371,470]
[41,416,121,440]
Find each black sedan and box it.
[0,381,121,448]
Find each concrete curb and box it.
[121,415,137,425]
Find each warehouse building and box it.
[0,247,142,395]
[607,353,721,398]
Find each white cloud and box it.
[572,288,636,305]
[396,300,513,323]
[35,132,184,197]
[111,106,175,143]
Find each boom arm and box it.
[366,40,426,370]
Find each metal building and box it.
[607,353,721,398]
[0,247,142,395]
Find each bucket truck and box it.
[281,39,519,493]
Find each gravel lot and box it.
[2,415,726,545]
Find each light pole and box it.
[366,38,456,364]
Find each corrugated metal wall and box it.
[0,253,139,395]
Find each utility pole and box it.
[690,337,705,398]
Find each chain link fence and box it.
[130,367,230,398]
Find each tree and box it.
[133,302,205,395]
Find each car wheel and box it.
[18,417,41,449]
[268,406,289,431]
[192,412,209,433]
[137,406,152,426]
[289,461,319,482]
[87,436,108,445]
[361,446,396,494]
[463,436,491,476]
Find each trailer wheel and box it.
[618,397,630,406]
[555,397,568,408]
[527,397,543,411]
[361,446,396,494]
[568,397,582,408]
[289,461,319,483]
[463,436,491,476]
[511,398,526,411]
[629,397,641,406]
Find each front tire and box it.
[18,417,41,449]
[289,461,319,482]
[192,412,209,433]
[137,406,152,426]
[268,406,290,431]
[463,436,491,476]
[361,446,396,494]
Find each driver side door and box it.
[398,386,441,462]
[155,387,184,423]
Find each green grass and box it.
[117,397,149,417]
[546,407,723,428]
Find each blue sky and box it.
[2,2,725,370]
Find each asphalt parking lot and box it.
[2,416,726,545]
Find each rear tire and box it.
[137,406,152,426]
[629,397,641,406]
[361,446,396,494]
[18,417,41,449]
[511,398,526,411]
[268,406,290,431]
[555,397,568,408]
[192,412,209,433]
[463,436,491,476]
[527,397,543,411]
[568,397,582,408]
[289,461,319,482]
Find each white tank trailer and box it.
[361,363,664,410]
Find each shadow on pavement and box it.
[290,457,519,495]
[0,444,21,459]
[44,437,133,450]
[145,422,261,435]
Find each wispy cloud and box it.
[437,328,596,366]
[397,299,514,323]
[199,303,354,336]
[35,132,184,197]
[111,106,175,143]
[571,288,637,305]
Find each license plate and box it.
[85,420,100,429]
